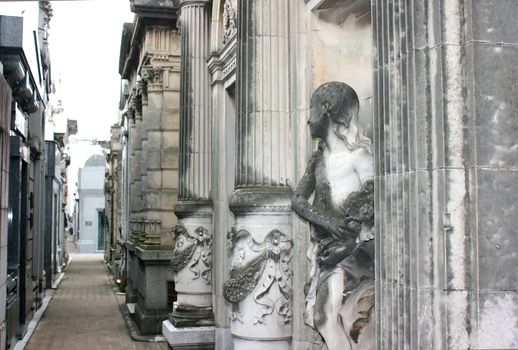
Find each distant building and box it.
[76,155,105,253]
[104,124,123,283]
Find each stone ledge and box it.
[229,186,293,214]
[162,321,215,349]
[135,246,174,261]
[174,200,212,219]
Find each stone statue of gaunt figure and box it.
[292,82,375,350]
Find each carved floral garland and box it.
[170,225,212,283]
[224,229,293,326]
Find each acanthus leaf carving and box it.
[140,66,164,90]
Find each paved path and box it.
[25,254,168,350]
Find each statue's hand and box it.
[317,239,352,266]
[328,218,357,241]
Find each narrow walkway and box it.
[25,253,168,350]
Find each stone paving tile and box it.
[25,254,168,350]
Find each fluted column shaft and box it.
[170,0,214,329]
[235,0,290,188]
[129,111,143,240]
[373,1,518,349]
[178,0,212,201]
[225,2,293,350]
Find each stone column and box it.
[373,1,518,349]
[126,101,143,306]
[225,1,293,349]
[140,69,162,249]
[169,0,214,330]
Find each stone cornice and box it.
[130,0,179,18]
[229,187,293,215]
[119,16,178,79]
[174,200,213,219]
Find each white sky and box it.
[50,0,134,213]
[1,0,134,214]
[50,0,134,140]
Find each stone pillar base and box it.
[234,338,290,350]
[162,320,215,350]
[170,304,214,327]
[135,303,169,335]
[133,247,174,335]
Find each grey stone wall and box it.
[373,1,518,349]
[0,73,11,350]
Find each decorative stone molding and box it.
[129,219,144,243]
[222,56,236,79]
[142,219,161,248]
[229,187,292,214]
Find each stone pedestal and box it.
[170,203,214,327]
[227,190,293,350]
[162,320,215,350]
[134,247,174,334]
[125,241,139,305]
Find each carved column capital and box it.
[131,93,142,116]
[127,106,136,123]
[140,66,164,91]
[179,0,211,9]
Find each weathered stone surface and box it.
[374,1,518,348]
[477,169,518,290]
[470,0,518,43]
[477,291,518,349]
[473,44,518,168]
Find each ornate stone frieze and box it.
[222,56,236,79]
[224,229,293,326]
[171,224,213,283]
[223,0,237,44]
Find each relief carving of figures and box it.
[224,229,293,326]
[223,0,237,44]
[292,82,375,350]
[171,224,212,283]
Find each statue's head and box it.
[309,82,359,140]
[309,82,371,152]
